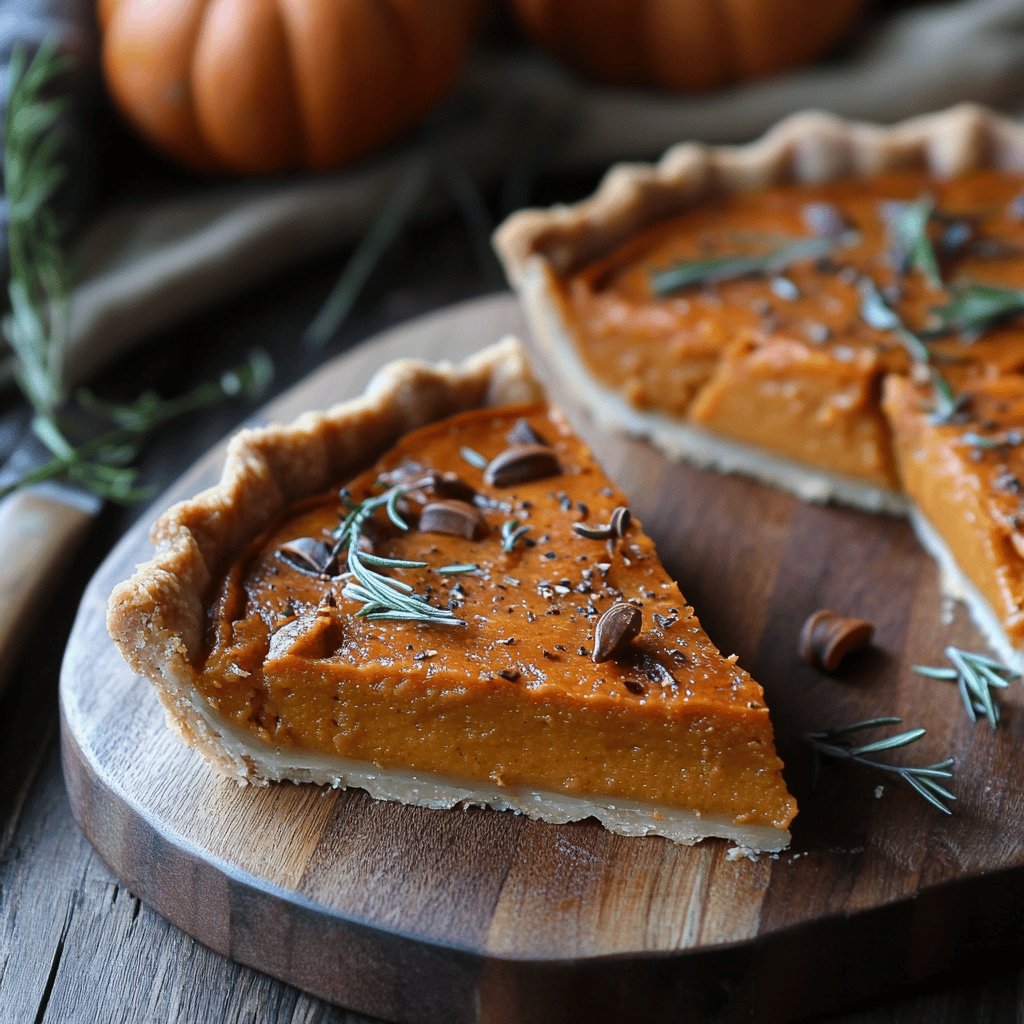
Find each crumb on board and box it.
[726,845,760,863]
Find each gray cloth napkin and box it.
[29,0,1024,389]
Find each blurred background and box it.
[5,0,1024,405]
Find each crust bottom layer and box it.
[185,689,790,852]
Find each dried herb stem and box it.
[804,717,956,814]
[650,236,843,296]
[858,277,962,423]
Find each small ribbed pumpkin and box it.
[509,0,865,92]
[98,0,480,174]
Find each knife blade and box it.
[0,427,101,693]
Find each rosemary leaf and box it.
[849,728,926,756]
[4,41,71,420]
[437,563,479,575]
[887,197,942,287]
[650,236,841,297]
[931,281,1024,337]
[915,646,1019,728]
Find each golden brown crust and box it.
[494,105,1024,280]
[106,338,542,778]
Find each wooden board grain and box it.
[60,294,1024,1024]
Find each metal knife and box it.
[0,428,100,693]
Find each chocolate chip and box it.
[418,499,486,540]
[593,602,643,663]
[799,609,874,672]
[484,444,561,487]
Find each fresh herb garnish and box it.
[913,647,1020,728]
[437,563,478,575]
[650,236,842,297]
[1,43,273,503]
[500,518,530,552]
[858,278,963,424]
[930,281,1024,338]
[334,485,464,625]
[804,717,956,814]
[0,352,273,503]
[887,196,942,287]
[4,40,72,421]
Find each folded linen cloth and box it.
[10,0,1024,391]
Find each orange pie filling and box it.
[530,167,1024,661]
[198,404,796,839]
[555,169,1024,491]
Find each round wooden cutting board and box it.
[61,294,1024,1024]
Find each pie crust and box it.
[108,339,541,781]
[494,103,1024,665]
[108,338,794,850]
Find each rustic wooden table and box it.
[1,198,1023,1023]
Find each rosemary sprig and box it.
[500,518,529,552]
[858,278,963,424]
[914,647,1020,728]
[1,44,273,504]
[887,196,942,287]
[4,41,72,421]
[0,352,274,502]
[437,563,478,575]
[650,236,842,297]
[334,485,465,625]
[805,717,956,814]
[930,281,1024,338]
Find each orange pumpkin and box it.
[98,0,480,174]
[508,0,866,92]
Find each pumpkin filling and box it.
[554,169,1024,489]
[198,403,796,843]
[883,375,1024,651]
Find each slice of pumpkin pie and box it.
[108,340,796,850]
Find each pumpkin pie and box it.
[108,339,797,850]
[495,104,1024,666]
